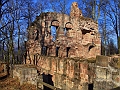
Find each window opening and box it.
[41,46,48,56]
[56,47,60,57]
[88,83,93,90]
[64,22,72,36]
[64,28,67,36]
[66,47,70,57]
[42,73,54,90]
[82,29,91,35]
[51,26,57,41]
[64,28,71,36]
[89,45,94,51]
[34,29,39,40]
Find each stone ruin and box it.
[12,2,120,90]
[26,2,101,64]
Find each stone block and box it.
[94,81,115,90]
[112,71,120,86]
[110,57,120,69]
[96,55,109,67]
[96,67,107,80]
[13,65,37,86]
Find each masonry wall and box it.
[13,65,38,86]
[35,55,120,90]
[24,2,103,90]
[94,55,120,90]
[26,2,101,64]
[33,54,96,90]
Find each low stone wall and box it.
[22,54,120,90]
[35,55,120,90]
[94,55,120,90]
[13,65,38,86]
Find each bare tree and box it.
[0,0,9,20]
[77,0,104,22]
[107,0,120,53]
[50,0,70,14]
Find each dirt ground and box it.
[0,76,37,90]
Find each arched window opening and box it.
[64,27,72,36]
[51,26,57,41]
[88,45,94,51]
[51,20,59,41]
[64,22,72,36]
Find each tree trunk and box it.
[118,36,120,54]
[0,0,1,20]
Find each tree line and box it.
[0,0,120,64]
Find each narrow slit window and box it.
[34,29,39,40]
[56,47,60,57]
[66,47,70,57]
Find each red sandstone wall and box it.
[36,55,93,89]
[26,2,101,62]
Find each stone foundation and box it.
[13,65,38,86]
[94,55,120,90]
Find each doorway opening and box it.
[42,73,54,90]
[88,83,93,90]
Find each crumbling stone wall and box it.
[13,54,120,90]
[26,2,101,64]
[13,65,38,86]
[94,55,120,90]
[36,55,95,90]
[35,55,120,90]
[24,2,110,90]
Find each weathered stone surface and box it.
[21,53,120,90]
[35,55,89,90]
[13,65,38,86]
[94,55,120,90]
[94,81,115,90]
[109,57,120,68]
[26,2,101,65]
[88,63,96,83]
[23,1,120,90]
[70,2,82,18]
[96,55,109,67]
